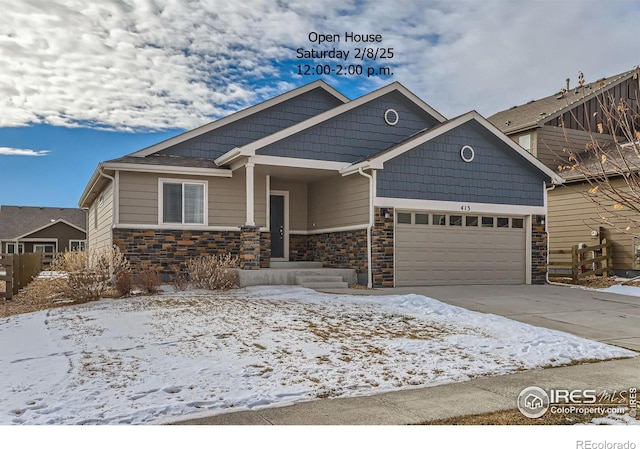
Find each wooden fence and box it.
[548,239,613,284]
[0,253,43,300]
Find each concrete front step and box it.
[236,268,356,287]
[270,261,323,269]
[299,281,349,289]
[295,275,344,284]
[295,275,349,289]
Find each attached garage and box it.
[395,211,527,286]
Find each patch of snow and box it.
[581,408,640,425]
[0,286,635,425]
[600,285,640,297]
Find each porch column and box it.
[245,162,255,226]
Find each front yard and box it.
[0,286,634,425]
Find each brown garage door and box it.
[395,212,526,286]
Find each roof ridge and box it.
[489,67,639,132]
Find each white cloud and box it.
[0,147,50,156]
[0,0,637,131]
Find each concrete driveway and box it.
[340,284,640,351]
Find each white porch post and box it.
[245,162,255,226]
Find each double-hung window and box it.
[160,180,207,225]
[69,240,86,252]
[6,243,24,254]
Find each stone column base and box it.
[240,225,261,270]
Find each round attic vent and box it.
[384,108,399,126]
[460,145,475,163]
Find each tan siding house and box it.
[490,67,640,276]
[307,174,369,230]
[548,180,637,271]
[79,80,557,287]
[88,181,114,251]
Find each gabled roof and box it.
[107,154,219,169]
[341,111,564,184]
[214,81,447,166]
[489,68,639,134]
[0,206,87,240]
[560,141,640,182]
[129,80,349,158]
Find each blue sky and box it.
[1,0,638,208]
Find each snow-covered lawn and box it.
[0,286,635,425]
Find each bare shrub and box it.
[556,68,640,235]
[50,246,130,301]
[136,266,162,294]
[171,266,189,292]
[115,270,134,297]
[186,253,239,290]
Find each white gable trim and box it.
[130,80,349,158]
[214,82,447,166]
[102,162,232,178]
[249,155,348,171]
[366,111,564,184]
[14,219,86,241]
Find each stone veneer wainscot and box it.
[113,228,271,276]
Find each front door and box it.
[270,193,286,259]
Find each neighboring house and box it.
[0,205,87,255]
[489,68,640,276]
[79,80,560,287]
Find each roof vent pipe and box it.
[566,78,570,91]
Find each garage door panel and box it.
[396,215,526,286]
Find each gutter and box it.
[357,167,374,288]
[214,147,242,166]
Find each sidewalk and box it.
[171,357,638,425]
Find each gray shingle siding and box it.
[377,121,545,206]
[258,91,441,163]
[159,88,343,160]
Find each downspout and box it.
[358,168,374,288]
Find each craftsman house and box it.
[79,80,560,287]
[0,205,87,255]
[490,68,640,276]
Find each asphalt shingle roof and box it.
[489,69,637,133]
[106,154,221,168]
[0,206,87,240]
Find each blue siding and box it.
[258,91,441,163]
[377,120,546,206]
[159,87,343,160]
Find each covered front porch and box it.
[234,156,373,285]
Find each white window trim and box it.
[518,133,532,152]
[158,178,209,226]
[69,240,86,251]
[6,242,24,254]
[33,243,57,253]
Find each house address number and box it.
[460,205,471,211]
